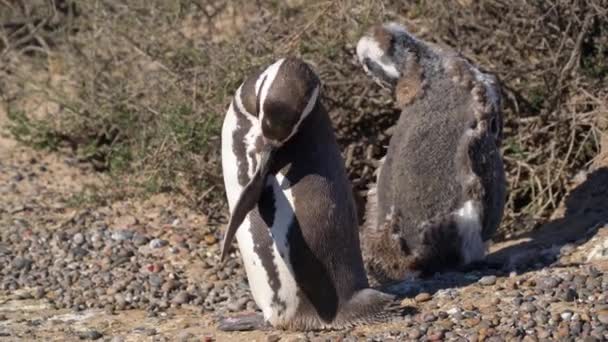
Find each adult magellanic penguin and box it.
[219,57,395,330]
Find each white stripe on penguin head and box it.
[234,85,257,121]
[256,59,286,126]
[356,36,400,80]
[282,84,319,143]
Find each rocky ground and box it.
[1,103,608,341]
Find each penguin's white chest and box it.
[221,105,300,326]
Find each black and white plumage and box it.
[356,23,506,284]
[220,57,394,330]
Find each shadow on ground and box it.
[386,167,608,297]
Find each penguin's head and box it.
[356,22,503,141]
[355,22,421,91]
[220,57,321,261]
[256,57,321,147]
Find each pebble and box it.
[111,230,133,241]
[561,311,573,321]
[407,328,421,339]
[177,331,196,342]
[73,233,85,246]
[148,275,163,287]
[149,239,168,249]
[479,275,497,286]
[415,292,432,302]
[423,313,437,322]
[228,297,250,312]
[204,234,217,245]
[133,327,157,336]
[266,334,281,342]
[597,310,608,324]
[564,288,578,302]
[132,233,149,246]
[537,276,560,289]
[78,330,103,340]
[12,257,32,271]
[172,291,191,305]
[521,302,537,313]
[445,307,459,314]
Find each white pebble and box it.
[447,307,460,315]
[149,238,168,249]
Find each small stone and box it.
[114,294,126,310]
[560,244,576,255]
[561,311,573,321]
[172,291,191,305]
[204,234,217,245]
[465,317,481,327]
[537,276,560,289]
[558,322,570,338]
[12,257,32,271]
[228,297,249,312]
[438,319,454,330]
[34,286,45,299]
[79,330,103,340]
[447,307,460,315]
[133,327,158,336]
[564,288,578,302]
[177,331,196,342]
[407,328,422,339]
[521,302,537,313]
[537,328,551,339]
[427,329,445,341]
[112,229,133,241]
[149,275,162,287]
[132,233,149,246]
[478,275,497,286]
[73,233,85,245]
[266,334,281,342]
[149,239,168,249]
[145,263,163,273]
[415,292,432,302]
[597,310,608,324]
[72,247,88,257]
[423,313,437,322]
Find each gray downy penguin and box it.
[355,23,506,284]
[220,57,395,330]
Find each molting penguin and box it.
[220,57,395,330]
[356,23,506,284]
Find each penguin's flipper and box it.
[220,146,276,261]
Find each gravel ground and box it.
[1,109,608,341]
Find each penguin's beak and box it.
[220,145,277,262]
